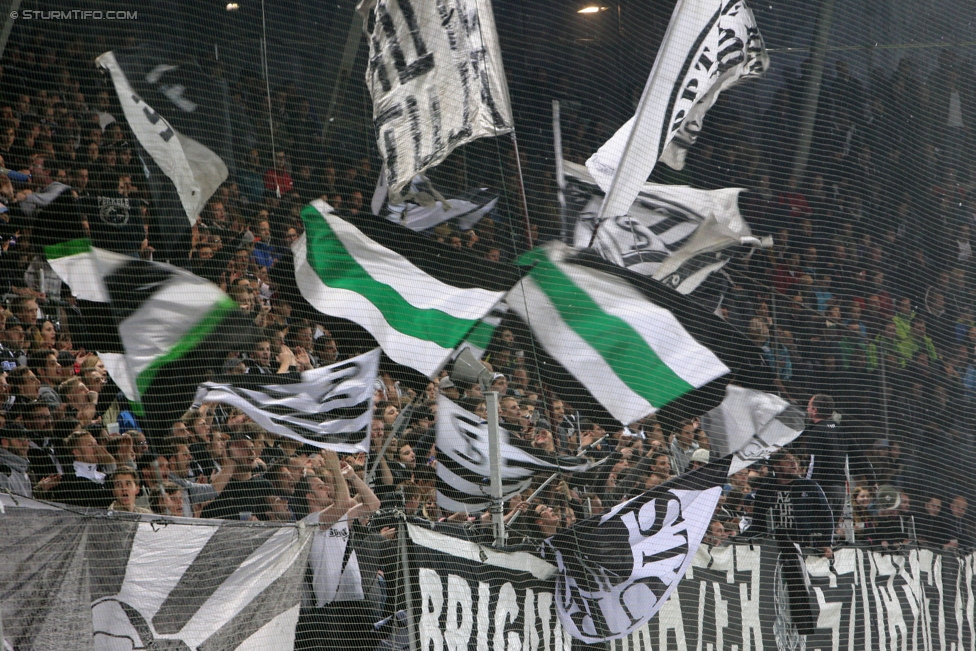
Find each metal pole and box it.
[506,456,610,528]
[553,100,569,244]
[509,133,535,249]
[399,519,418,651]
[485,390,505,545]
[771,289,781,396]
[790,0,838,181]
[506,471,561,529]
[324,7,365,139]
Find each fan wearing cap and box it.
[438,375,460,401]
[688,448,710,472]
[489,372,509,395]
[200,431,273,520]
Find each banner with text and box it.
[408,523,574,651]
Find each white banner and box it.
[360,0,514,202]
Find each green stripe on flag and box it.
[464,319,497,352]
[519,249,695,408]
[301,206,476,349]
[135,296,238,396]
[44,238,92,260]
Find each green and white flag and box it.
[293,199,507,377]
[507,242,731,424]
[45,239,240,413]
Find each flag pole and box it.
[398,518,419,651]
[485,390,505,545]
[507,471,561,529]
[789,0,837,181]
[553,100,569,244]
[509,133,535,248]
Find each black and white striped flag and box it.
[435,396,591,512]
[195,349,380,453]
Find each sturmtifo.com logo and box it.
[11,9,138,20]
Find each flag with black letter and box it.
[292,199,511,377]
[435,395,591,512]
[566,161,766,294]
[194,349,380,453]
[507,242,745,425]
[96,47,232,258]
[543,458,730,642]
[359,0,514,202]
[587,0,768,220]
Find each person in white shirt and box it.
[295,450,381,651]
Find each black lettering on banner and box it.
[671,109,687,133]
[383,130,399,189]
[680,78,700,103]
[377,0,435,85]
[405,94,423,169]
[428,89,443,156]
[745,26,765,72]
[457,1,508,129]
[449,61,472,146]
[134,94,175,143]
[435,0,459,50]
[369,35,393,93]
[695,49,714,74]
[434,0,472,145]
[374,103,404,131]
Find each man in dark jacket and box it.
[748,449,833,636]
[750,450,834,548]
[49,430,115,509]
[801,393,875,520]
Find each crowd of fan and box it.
[0,32,973,559]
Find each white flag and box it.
[372,167,498,232]
[701,384,806,475]
[566,161,767,294]
[587,0,768,220]
[359,0,513,203]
